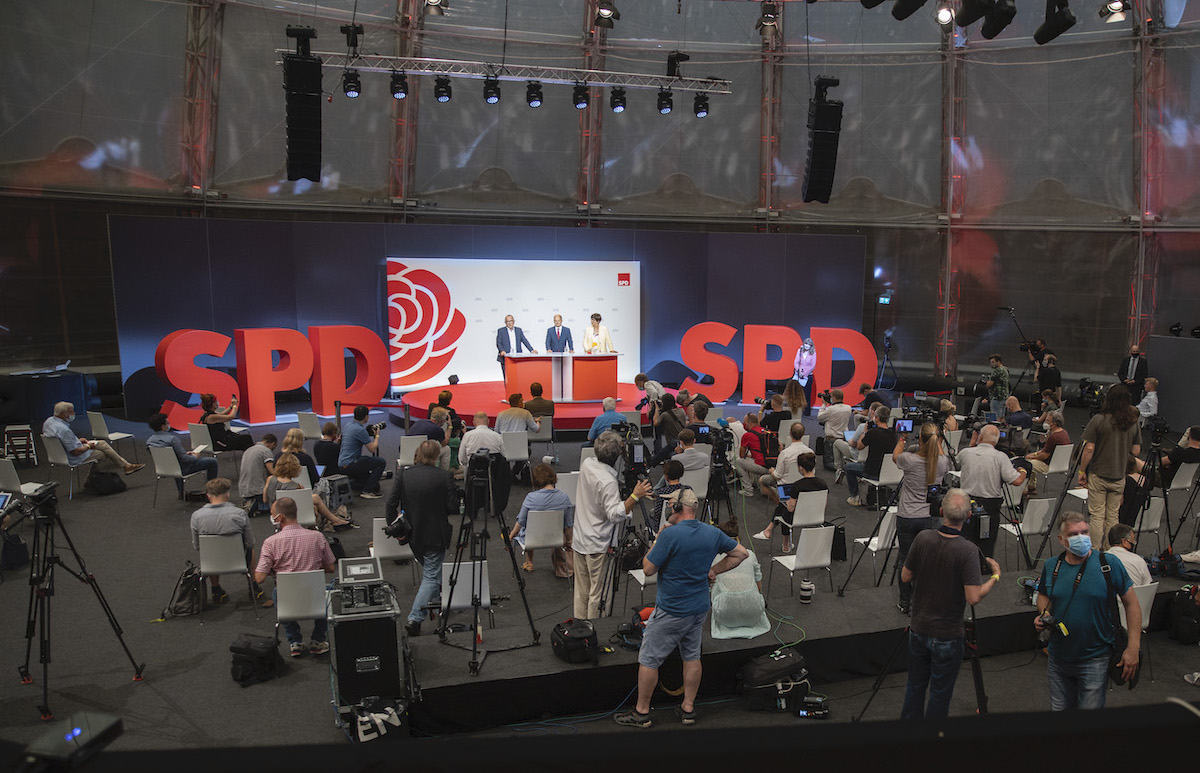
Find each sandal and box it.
[522,561,534,572]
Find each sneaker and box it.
[289,643,305,658]
[211,587,228,605]
[739,488,756,498]
[846,496,861,507]
[381,470,394,480]
[613,709,652,728]
[675,706,697,726]
[404,621,421,638]
[1185,672,1200,686]
[124,463,146,475]
[752,530,771,541]
[834,469,845,484]
[897,601,911,615]
[310,640,330,656]
[359,491,383,500]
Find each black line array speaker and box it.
[283,54,323,182]
[801,98,844,204]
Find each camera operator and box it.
[983,354,1010,411]
[845,406,897,508]
[818,388,854,475]
[1035,512,1140,710]
[652,428,710,472]
[338,406,387,499]
[634,373,666,451]
[957,424,1027,557]
[1024,411,1070,496]
[900,488,1000,719]
[676,389,714,423]
[894,423,952,615]
[684,401,712,438]
[384,440,460,637]
[574,430,653,619]
[833,402,878,484]
[1035,352,1062,405]
[1078,384,1141,550]
[758,394,791,434]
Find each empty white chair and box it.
[371,517,418,585]
[943,429,963,451]
[579,446,597,467]
[87,411,137,462]
[1118,582,1158,682]
[502,431,530,465]
[860,456,903,510]
[620,410,641,429]
[298,411,322,442]
[558,471,580,505]
[275,487,317,529]
[0,457,42,497]
[1000,497,1056,561]
[1168,461,1199,494]
[680,466,711,511]
[398,435,427,468]
[1132,496,1165,551]
[42,435,96,500]
[693,443,713,458]
[768,525,836,596]
[441,560,494,628]
[530,417,554,459]
[198,533,259,623]
[149,445,207,507]
[274,569,327,640]
[852,507,898,586]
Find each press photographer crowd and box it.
[4,338,1200,738]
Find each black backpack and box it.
[230,633,287,687]
[551,618,599,666]
[1169,586,1200,644]
[85,468,127,495]
[756,429,781,467]
[158,561,206,619]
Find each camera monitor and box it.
[893,419,913,434]
[0,491,12,516]
[984,411,998,423]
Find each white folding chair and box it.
[502,431,530,465]
[852,507,898,586]
[784,489,828,530]
[530,417,555,460]
[768,525,835,596]
[579,447,597,467]
[680,467,711,513]
[87,411,137,462]
[620,411,642,429]
[1118,582,1158,683]
[0,457,42,497]
[198,533,259,623]
[274,569,328,642]
[276,487,317,529]
[1042,442,1075,490]
[398,435,427,468]
[42,435,96,500]
[557,471,580,505]
[148,445,207,507]
[516,510,566,573]
[298,411,322,442]
[1000,497,1056,562]
[1132,496,1165,551]
[371,517,418,585]
[779,420,801,447]
[943,429,963,451]
[441,560,494,628]
[860,456,903,510]
[1168,461,1199,495]
[297,467,312,488]
[189,422,237,473]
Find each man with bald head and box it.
[957,423,1027,557]
[457,411,505,461]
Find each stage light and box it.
[342,69,361,98]
[573,83,590,109]
[595,1,620,28]
[1169,322,1183,337]
[448,374,459,385]
[423,0,446,16]
[954,0,995,26]
[483,77,500,104]
[756,2,780,39]
[1099,0,1130,21]
[391,71,408,100]
[893,0,930,20]
[434,76,452,102]
[610,87,627,113]
[936,2,955,26]
[1192,325,1200,339]
[980,0,1017,37]
[1034,0,1077,43]
[693,93,709,117]
[667,51,690,78]
[526,81,543,108]
[657,89,673,114]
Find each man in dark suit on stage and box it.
[545,314,574,354]
[1116,344,1149,403]
[497,314,537,375]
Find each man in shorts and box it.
[613,489,748,728]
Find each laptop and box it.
[843,430,857,442]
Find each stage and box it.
[397,380,649,431]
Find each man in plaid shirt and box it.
[254,497,336,658]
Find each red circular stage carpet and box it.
[399,381,647,431]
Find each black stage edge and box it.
[409,608,1042,735]
[7,700,1198,772]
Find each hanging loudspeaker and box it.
[283,54,323,182]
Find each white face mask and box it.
[65,413,76,422]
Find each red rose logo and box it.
[386,260,466,387]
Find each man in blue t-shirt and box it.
[614,489,748,729]
[338,406,387,499]
[1036,511,1141,710]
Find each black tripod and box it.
[837,485,902,595]
[598,498,656,618]
[437,452,539,675]
[1033,442,1085,562]
[997,306,1037,402]
[999,473,1036,570]
[703,461,736,525]
[854,606,988,722]
[15,484,145,719]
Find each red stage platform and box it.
[399,381,646,432]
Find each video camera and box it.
[609,421,649,497]
[1078,378,1104,414]
[1147,415,1171,447]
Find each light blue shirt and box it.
[339,421,372,468]
[588,410,625,441]
[43,415,87,466]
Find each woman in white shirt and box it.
[582,313,616,353]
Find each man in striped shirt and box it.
[254,497,336,658]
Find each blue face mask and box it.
[1067,534,1092,557]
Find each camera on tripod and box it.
[1147,415,1171,447]
[1078,378,1104,413]
[610,421,649,496]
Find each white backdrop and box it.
[387,257,641,390]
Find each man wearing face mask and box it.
[1035,512,1141,710]
[146,413,218,500]
[43,401,144,476]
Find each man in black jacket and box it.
[385,439,461,637]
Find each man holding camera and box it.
[385,440,460,637]
[1035,512,1140,710]
[339,406,387,499]
[574,430,653,620]
[900,488,1000,719]
[634,374,665,451]
[957,424,1026,557]
[844,406,897,508]
[818,388,854,477]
